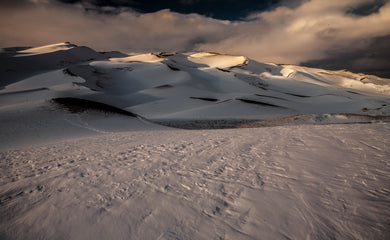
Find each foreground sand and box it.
[1,43,389,239]
[1,122,389,240]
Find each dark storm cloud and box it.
[56,0,284,20]
[346,0,386,16]
[0,0,389,78]
[0,0,35,7]
[302,35,390,78]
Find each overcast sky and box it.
[1,0,389,77]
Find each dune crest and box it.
[1,43,390,128]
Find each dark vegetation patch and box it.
[52,97,136,116]
[154,113,390,130]
[190,97,219,102]
[156,113,390,130]
[154,119,261,130]
[237,98,286,108]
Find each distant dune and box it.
[1,42,389,130]
[1,43,389,240]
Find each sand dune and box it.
[2,43,389,127]
[0,43,389,240]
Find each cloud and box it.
[0,0,389,77]
[198,0,390,76]
[202,0,390,63]
[302,34,390,77]
[0,1,231,51]
[56,0,286,20]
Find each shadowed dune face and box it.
[1,1,390,77]
[0,42,390,240]
[0,43,122,89]
[59,49,390,126]
[51,98,137,116]
[0,43,390,129]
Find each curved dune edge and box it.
[152,114,390,129]
[1,43,390,130]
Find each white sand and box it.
[1,123,389,240]
[1,43,389,239]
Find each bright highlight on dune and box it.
[3,42,389,128]
[1,0,390,77]
[0,42,389,239]
[1,2,390,240]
